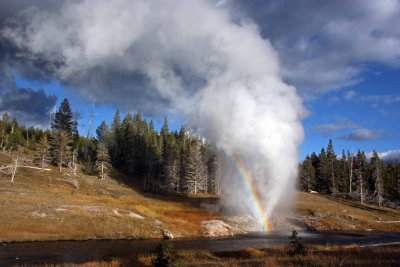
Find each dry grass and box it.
[131,244,400,267]
[23,260,121,267]
[2,149,400,243]
[297,192,400,231]
[0,153,219,242]
[16,245,400,266]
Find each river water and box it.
[1,231,399,266]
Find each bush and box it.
[153,241,177,267]
[287,230,305,256]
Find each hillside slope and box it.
[0,152,220,242]
[1,152,400,242]
[297,192,400,231]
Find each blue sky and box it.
[301,66,400,158]
[14,66,400,160]
[1,0,400,160]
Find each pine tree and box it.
[371,151,384,206]
[337,150,348,193]
[300,155,316,191]
[183,139,206,194]
[207,153,220,194]
[144,120,161,191]
[34,135,50,171]
[50,98,75,172]
[287,230,305,256]
[52,99,74,132]
[7,118,22,152]
[0,112,8,149]
[347,150,354,195]
[326,139,337,194]
[96,121,110,143]
[110,109,122,167]
[316,148,329,193]
[355,150,367,203]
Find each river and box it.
[1,231,400,266]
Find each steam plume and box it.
[1,0,305,227]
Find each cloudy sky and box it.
[0,0,399,159]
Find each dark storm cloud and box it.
[0,0,66,23]
[0,88,57,125]
[1,0,400,104]
[0,35,58,126]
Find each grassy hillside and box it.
[1,151,400,242]
[297,192,400,231]
[0,152,219,242]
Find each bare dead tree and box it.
[10,156,19,182]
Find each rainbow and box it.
[232,154,271,234]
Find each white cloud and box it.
[1,0,306,223]
[342,90,400,106]
[232,0,400,96]
[312,119,358,137]
[340,128,381,141]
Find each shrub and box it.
[152,241,177,267]
[287,230,305,256]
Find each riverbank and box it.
[2,235,400,266]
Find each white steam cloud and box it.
[2,0,305,225]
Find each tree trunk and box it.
[349,156,353,194]
[59,148,63,173]
[11,156,18,182]
[41,153,45,172]
[359,172,364,204]
[101,161,104,179]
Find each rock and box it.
[202,220,238,236]
[154,219,163,225]
[162,228,174,239]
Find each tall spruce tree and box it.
[355,150,367,203]
[371,151,384,206]
[326,139,337,194]
[300,155,316,191]
[207,153,220,194]
[0,112,8,149]
[316,148,329,193]
[110,109,122,167]
[50,98,75,172]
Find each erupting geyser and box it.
[1,0,306,231]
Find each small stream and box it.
[1,231,399,266]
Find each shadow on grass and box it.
[322,194,391,215]
[107,168,221,210]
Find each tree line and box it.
[299,140,400,208]
[0,98,220,195]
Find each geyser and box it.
[1,0,306,230]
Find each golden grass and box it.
[2,150,400,242]
[18,259,121,267]
[132,244,400,267]
[297,191,400,231]
[0,153,219,242]
[17,245,400,267]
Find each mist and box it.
[1,0,306,228]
